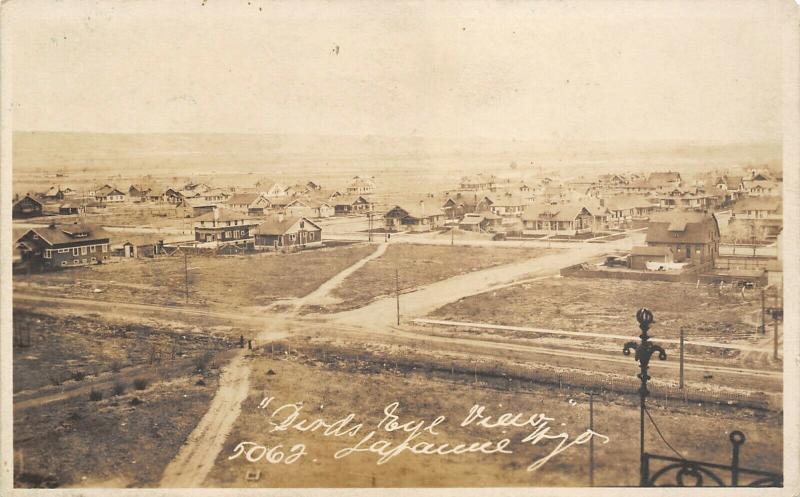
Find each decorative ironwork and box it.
[622,307,667,486]
[644,431,783,487]
[622,308,783,487]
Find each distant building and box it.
[16,223,111,270]
[253,215,322,251]
[347,176,376,195]
[58,202,85,215]
[730,196,782,242]
[384,203,446,232]
[94,185,126,203]
[225,193,272,215]
[644,210,720,265]
[648,172,682,190]
[285,198,335,218]
[193,210,259,245]
[605,195,656,225]
[459,174,497,191]
[12,195,44,219]
[332,195,373,215]
[521,202,593,236]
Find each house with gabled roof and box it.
[193,209,260,246]
[285,198,335,218]
[384,202,446,232]
[12,194,44,219]
[605,195,656,224]
[16,223,111,270]
[644,210,719,264]
[521,202,593,236]
[347,176,376,195]
[332,195,373,215]
[648,171,682,189]
[94,185,126,203]
[225,192,272,215]
[253,215,322,251]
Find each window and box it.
[81,246,88,255]
[44,249,52,258]
[61,261,67,266]
[89,245,96,252]
[73,259,79,264]
[58,248,69,253]
[241,230,247,236]
[73,247,80,256]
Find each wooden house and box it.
[644,210,720,265]
[253,216,322,251]
[16,223,111,271]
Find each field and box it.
[14,243,377,309]
[314,244,552,312]
[12,310,241,488]
[204,337,782,487]
[430,277,765,342]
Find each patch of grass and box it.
[111,381,126,397]
[88,388,103,402]
[133,378,149,391]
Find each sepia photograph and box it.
[1,0,798,494]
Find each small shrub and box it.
[133,378,149,390]
[110,360,122,373]
[111,381,126,396]
[89,388,103,401]
[72,371,86,382]
[194,351,214,373]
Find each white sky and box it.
[5,0,787,142]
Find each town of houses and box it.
[12,166,782,287]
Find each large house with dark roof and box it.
[12,194,44,219]
[253,215,322,250]
[644,210,719,265]
[16,223,111,270]
[193,210,260,245]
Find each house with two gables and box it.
[253,215,322,251]
[16,223,111,271]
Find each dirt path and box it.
[159,349,251,487]
[330,239,632,328]
[291,242,387,307]
[159,324,288,488]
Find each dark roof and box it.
[522,202,590,222]
[253,216,320,235]
[19,223,110,246]
[226,193,261,205]
[195,210,257,223]
[645,211,719,244]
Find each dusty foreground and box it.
[205,344,782,487]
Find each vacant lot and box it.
[318,244,551,312]
[14,375,216,488]
[205,338,782,487]
[14,243,376,308]
[12,310,237,393]
[430,277,764,342]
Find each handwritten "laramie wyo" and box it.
[228,398,609,472]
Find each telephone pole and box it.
[395,268,400,326]
[760,288,765,334]
[679,328,685,389]
[588,392,595,487]
[773,315,779,360]
[184,251,189,304]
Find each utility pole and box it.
[773,315,779,360]
[760,288,765,334]
[679,328,685,390]
[588,392,595,487]
[395,268,400,326]
[184,251,189,304]
[451,227,454,246]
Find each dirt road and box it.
[292,242,387,307]
[329,238,635,328]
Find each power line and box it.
[644,406,686,461]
